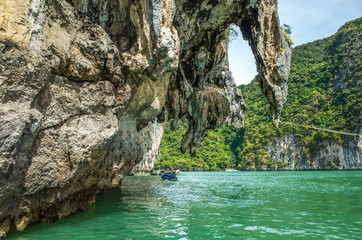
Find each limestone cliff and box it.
[133,120,164,173]
[235,18,361,171]
[266,135,362,170]
[0,0,291,236]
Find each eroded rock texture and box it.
[266,135,362,170]
[133,120,164,173]
[0,0,291,236]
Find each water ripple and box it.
[7,171,362,240]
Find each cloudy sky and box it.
[229,0,362,86]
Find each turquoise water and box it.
[7,171,362,239]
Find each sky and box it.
[229,0,362,86]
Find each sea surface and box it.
[7,171,362,239]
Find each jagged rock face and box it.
[0,0,291,236]
[133,120,164,173]
[266,135,362,170]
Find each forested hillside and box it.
[156,119,242,170]
[156,18,361,171]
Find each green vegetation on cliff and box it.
[155,119,242,170]
[156,18,361,171]
[238,17,361,170]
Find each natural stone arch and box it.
[165,0,292,155]
[0,0,291,236]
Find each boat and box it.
[161,173,178,181]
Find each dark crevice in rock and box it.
[0,135,10,149]
[39,113,87,132]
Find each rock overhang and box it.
[0,0,291,236]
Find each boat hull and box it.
[161,174,178,181]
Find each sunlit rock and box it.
[0,0,291,236]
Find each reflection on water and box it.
[8,171,362,239]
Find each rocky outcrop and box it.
[0,0,291,236]
[133,120,164,173]
[266,135,362,170]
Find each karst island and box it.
[0,0,361,239]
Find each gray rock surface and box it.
[133,120,164,173]
[0,0,291,236]
[266,135,362,170]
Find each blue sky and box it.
[229,0,362,86]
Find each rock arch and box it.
[0,0,291,236]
